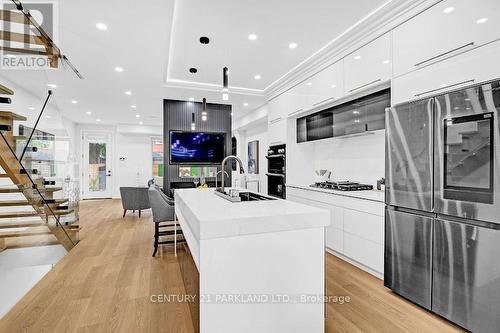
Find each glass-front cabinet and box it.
[297,88,390,143]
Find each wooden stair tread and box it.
[0,187,22,193]
[0,84,14,95]
[53,208,75,216]
[0,225,51,238]
[0,211,39,219]
[0,200,31,206]
[0,220,45,228]
[5,234,60,249]
[40,187,63,193]
[13,135,27,140]
[0,111,27,121]
[0,174,10,178]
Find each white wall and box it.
[75,124,161,199]
[115,132,154,196]
[234,121,268,194]
[286,119,385,188]
[312,130,385,186]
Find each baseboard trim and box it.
[325,247,383,280]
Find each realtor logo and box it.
[1,0,59,70]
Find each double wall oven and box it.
[266,144,286,199]
[385,79,500,333]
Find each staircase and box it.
[0,97,79,253]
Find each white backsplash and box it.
[312,130,385,186]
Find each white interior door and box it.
[82,132,113,199]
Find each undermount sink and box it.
[238,191,276,202]
[214,189,277,202]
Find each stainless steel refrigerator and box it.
[385,79,500,332]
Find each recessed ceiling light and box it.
[45,115,52,119]
[114,67,124,72]
[189,97,195,102]
[243,102,249,106]
[254,74,261,80]
[439,84,447,88]
[382,60,390,64]
[86,111,92,115]
[139,121,143,125]
[353,55,361,60]
[125,91,132,95]
[136,114,140,118]
[331,84,337,88]
[443,7,454,14]
[28,107,35,110]
[476,17,488,24]
[96,23,108,31]
[131,105,137,108]
[306,82,312,86]
[47,83,57,88]
[71,100,78,104]
[96,119,101,122]
[248,34,257,41]
[289,42,298,49]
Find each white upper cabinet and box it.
[393,0,500,77]
[392,39,500,104]
[267,94,289,123]
[344,33,392,94]
[286,61,344,117]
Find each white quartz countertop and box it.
[287,184,385,203]
[174,188,330,240]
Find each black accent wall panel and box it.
[163,99,232,193]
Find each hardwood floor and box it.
[0,199,465,333]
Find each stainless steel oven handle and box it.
[266,173,286,178]
[414,42,475,67]
[348,79,382,93]
[414,79,475,97]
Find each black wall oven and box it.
[266,144,286,199]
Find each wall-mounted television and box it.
[170,131,226,164]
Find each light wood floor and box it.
[0,199,464,333]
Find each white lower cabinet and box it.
[343,232,384,274]
[287,188,385,277]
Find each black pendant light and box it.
[191,112,196,130]
[202,98,208,121]
[222,67,229,101]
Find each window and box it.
[152,137,164,183]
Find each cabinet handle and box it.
[288,108,304,116]
[348,79,382,93]
[269,117,282,124]
[414,42,475,67]
[414,79,475,97]
[313,96,335,106]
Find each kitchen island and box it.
[174,188,330,333]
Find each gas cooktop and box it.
[309,181,373,191]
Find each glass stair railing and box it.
[0,94,79,252]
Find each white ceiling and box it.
[167,0,389,90]
[0,0,390,127]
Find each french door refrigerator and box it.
[385,79,500,333]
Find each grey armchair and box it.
[120,187,150,218]
[148,187,182,256]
